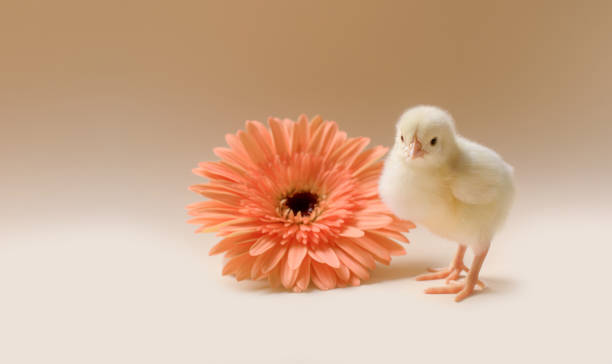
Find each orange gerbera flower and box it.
[188,115,414,291]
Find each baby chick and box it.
[379,106,514,302]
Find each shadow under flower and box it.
[223,258,519,297]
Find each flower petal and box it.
[351,236,391,265]
[246,121,275,161]
[222,254,250,276]
[332,246,370,281]
[195,217,256,233]
[208,231,260,255]
[350,145,388,176]
[250,254,266,280]
[334,265,350,282]
[287,243,308,270]
[294,256,311,292]
[353,214,394,230]
[372,228,410,243]
[239,129,267,165]
[308,244,340,268]
[235,257,256,281]
[329,137,370,166]
[306,120,328,155]
[249,236,278,256]
[261,244,289,273]
[318,122,339,159]
[268,117,291,159]
[291,114,309,154]
[389,219,417,231]
[193,161,244,182]
[267,264,281,288]
[365,232,406,256]
[311,262,336,290]
[336,238,376,270]
[224,243,252,258]
[339,226,365,238]
[280,257,299,289]
[309,115,323,135]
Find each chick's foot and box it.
[423,248,489,302]
[415,264,468,283]
[415,245,468,283]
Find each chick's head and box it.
[393,105,458,167]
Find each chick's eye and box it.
[430,137,437,146]
[400,135,404,142]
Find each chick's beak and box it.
[408,136,425,159]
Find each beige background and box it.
[1,1,611,363]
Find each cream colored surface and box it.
[1,1,610,363]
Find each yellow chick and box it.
[379,106,515,302]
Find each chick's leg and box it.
[425,247,489,302]
[416,245,468,282]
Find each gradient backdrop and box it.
[1,1,611,363]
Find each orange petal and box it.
[188,184,245,199]
[334,265,350,282]
[267,264,281,288]
[238,129,267,165]
[253,120,275,150]
[389,219,417,231]
[333,246,370,281]
[186,200,232,210]
[351,236,391,265]
[246,121,275,161]
[373,228,410,243]
[335,238,376,270]
[249,236,277,256]
[309,115,323,135]
[261,244,289,273]
[308,244,340,268]
[366,231,406,256]
[318,122,339,159]
[268,117,290,159]
[311,262,336,290]
[291,114,309,154]
[195,217,256,233]
[329,137,370,166]
[350,145,388,176]
[224,243,252,258]
[250,254,266,279]
[224,132,249,157]
[187,206,237,216]
[294,256,311,291]
[193,161,243,182]
[280,257,299,289]
[287,243,308,270]
[209,231,260,255]
[213,147,251,171]
[235,256,256,281]
[187,216,228,225]
[192,190,241,206]
[353,214,394,230]
[306,120,329,155]
[339,226,365,238]
[222,254,250,276]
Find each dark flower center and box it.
[286,191,319,216]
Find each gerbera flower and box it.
[188,115,415,291]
